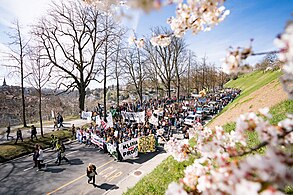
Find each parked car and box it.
[196,107,207,120]
[184,114,200,126]
[203,106,213,115]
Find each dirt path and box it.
[208,80,288,128]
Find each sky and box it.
[0,0,292,88]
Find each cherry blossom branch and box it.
[233,129,293,157]
[251,50,280,56]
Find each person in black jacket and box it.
[31,125,37,140]
[15,129,23,144]
[86,163,97,185]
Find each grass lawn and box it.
[125,156,195,195]
[0,130,72,163]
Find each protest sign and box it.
[81,111,92,119]
[121,111,145,123]
[107,113,114,128]
[138,134,156,153]
[96,116,101,126]
[107,143,117,158]
[118,139,138,160]
[91,135,104,149]
[149,115,159,126]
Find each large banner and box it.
[118,138,138,160]
[91,135,104,149]
[121,111,145,123]
[138,134,156,153]
[81,111,92,119]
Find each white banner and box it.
[121,111,145,123]
[81,111,92,119]
[149,115,159,126]
[118,139,138,160]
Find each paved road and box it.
[0,141,165,195]
[0,119,88,144]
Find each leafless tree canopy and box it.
[33,0,108,111]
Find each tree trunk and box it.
[20,62,27,127]
[167,81,171,98]
[103,69,107,121]
[79,88,86,111]
[38,89,44,137]
[176,78,180,101]
[116,78,119,108]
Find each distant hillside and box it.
[208,70,288,128]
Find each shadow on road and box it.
[68,158,84,165]
[94,183,119,190]
[44,166,65,173]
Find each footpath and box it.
[104,130,184,195]
[0,119,88,144]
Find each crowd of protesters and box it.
[73,88,241,160]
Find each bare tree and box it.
[110,37,126,107]
[33,1,107,111]
[26,44,51,137]
[123,45,145,103]
[172,37,188,100]
[145,27,186,98]
[2,20,30,127]
[97,14,125,120]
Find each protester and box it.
[31,125,38,140]
[14,129,23,144]
[86,163,97,185]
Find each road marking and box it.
[23,151,78,172]
[46,159,114,195]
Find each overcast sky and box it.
[0,0,292,88]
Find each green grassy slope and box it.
[125,70,290,195]
[208,70,283,125]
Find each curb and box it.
[103,152,169,195]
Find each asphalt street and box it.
[0,141,165,195]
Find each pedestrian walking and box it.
[55,140,69,165]
[14,129,23,144]
[86,163,97,185]
[33,144,39,168]
[31,125,38,140]
[57,113,64,128]
[71,124,76,139]
[37,145,46,171]
[50,134,58,149]
[6,124,11,140]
